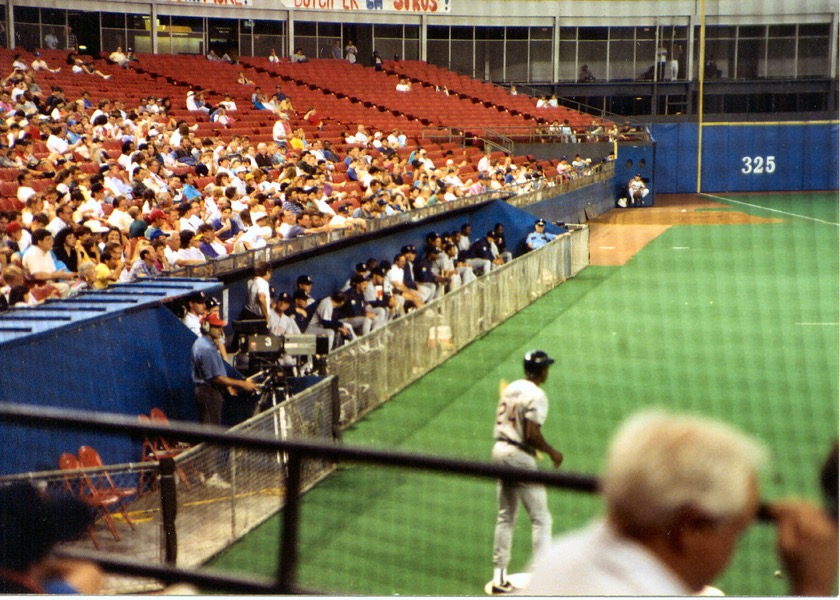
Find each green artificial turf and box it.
[210,191,839,595]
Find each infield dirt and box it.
[588,193,782,266]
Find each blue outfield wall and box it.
[650,121,839,194]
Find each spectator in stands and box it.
[31,52,60,73]
[211,204,244,244]
[92,250,124,289]
[268,49,280,63]
[177,231,206,264]
[196,224,227,259]
[128,247,161,281]
[523,410,839,596]
[372,50,384,71]
[186,91,209,114]
[272,112,291,150]
[127,207,147,239]
[560,119,575,143]
[345,40,358,64]
[52,226,81,273]
[108,47,129,68]
[236,71,255,86]
[21,229,76,295]
[47,202,76,237]
[291,48,308,63]
[395,78,412,92]
[578,64,596,82]
[71,58,111,80]
[206,49,221,62]
[144,208,169,241]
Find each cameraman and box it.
[192,312,259,428]
[191,313,258,488]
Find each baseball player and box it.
[491,350,564,594]
[628,174,649,206]
[525,219,556,250]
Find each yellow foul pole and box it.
[696,0,706,193]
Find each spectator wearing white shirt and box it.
[15,172,37,204]
[107,194,132,233]
[177,230,206,263]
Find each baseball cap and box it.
[350,273,367,285]
[148,208,166,222]
[355,262,369,273]
[201,313,227,328]
[535,219,546,226]
[275,292,291,304]
[400,244,416,254]
[297,275,313,286]
[5,222,22,234]
[293,289,309,301]
[251,211,268,222]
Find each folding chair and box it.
[58,452,122,549]
[139,412,193,491]
[76,446,137,533]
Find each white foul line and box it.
[795,323,839,326]
[701,193,840,226]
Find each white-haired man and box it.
[523,410,838,596]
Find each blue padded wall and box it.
[649,122,699,194]
[0,304,201,474]
[225,199,572,319]
[651,121,839,194]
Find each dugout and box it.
[221,189,611,321]
[0,280,221,475]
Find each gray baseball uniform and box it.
[491,378,553,572]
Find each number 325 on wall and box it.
[741,156,776,174]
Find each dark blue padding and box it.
[0,281,221,475]
[651,122,839,193]
[225,200,570,311]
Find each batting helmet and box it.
[524,350,555,374]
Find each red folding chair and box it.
[76,446,137,533]
[58,452,123,549]
[139,412,193,491]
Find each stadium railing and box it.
[165,162,611,279]
[0,401,600,595]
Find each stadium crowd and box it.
[0,49,599,310]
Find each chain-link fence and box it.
[0,377,338,593]
[328,226,588,426]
